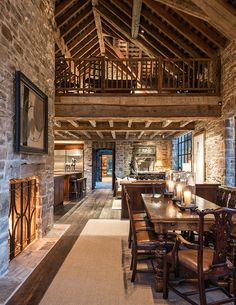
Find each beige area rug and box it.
[111,198,122,210]
[39,220,227,305]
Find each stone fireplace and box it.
[0,0,55,276]
[9,177,38,260]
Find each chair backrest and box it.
[197,207,236,275]
[152,182,165,197]
[123,186,138,245]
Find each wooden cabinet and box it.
[54,175,64,207]
[195,183,220,204]
[121,181,166,219]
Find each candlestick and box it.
[176,184,182,199]
[168,181,175,193]
[183,190,191,205]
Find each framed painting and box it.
[15,71,48,154]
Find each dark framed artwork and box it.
[15,71,48,154]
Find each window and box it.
[177,133,192,170]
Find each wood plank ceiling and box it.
[54,0,235,142]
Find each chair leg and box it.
[131,245,137,282]
[128,223,132,248]
[130,251,134,270]
[233,272,236,305]
[163,258,169,299]
[198,278,207,305]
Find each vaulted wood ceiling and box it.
[54,0,236,141]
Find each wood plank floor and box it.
[6,189,119,305]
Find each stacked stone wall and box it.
[0,0,55,276]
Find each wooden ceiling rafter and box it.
[72,34,99,58]
[64,13,94,45]
[152,0,208,21]
[141,7,202,57]
[56,0,89,28]
[143,0,216,57]
[175,11,228,49]
[95,1,160,57]
[67,23,96,52]
[54,121,195,132]
[131,0,142,38]
[60,4,92,38]
[92,0,106,55]
[55,0,76,18]
[192,0,236,41]
[71,30,98,57]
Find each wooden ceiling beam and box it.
[55,104,221,119]
[145,121,151,128]
[81,131,91,139]
[54,121,195,131]
[153,0,208,21]
[108,120,114,128]
[141,7,202,57]
[92,0,106,55]
[191,0,236,41]
[97,131,104,139]
[64,14,94,44]
[54,120,61,128]
[71,31,98,57]
[61,5,91,38]
[89,120,97,127]
[176,11,228,49]
[72,35,98,58]
[67,120,79,127]
[132,0,142,38]
[144,0,215,56]
[56,0,88,28]
[139,18,183,58]
[137,131,145,139]
[95,2,160,57]
[111,131,116,139]
[150,132,159,139]
[179,120,193,127]
[68,23,96,51]
[162,120,172,127]
[55,0,75,18]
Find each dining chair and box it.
[124,187,154,248]
[163,207,236,305]
[125,189,159,282]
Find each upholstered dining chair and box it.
[163,207,236,305]
[124,187,159,282]
[124,187,154,248]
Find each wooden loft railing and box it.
[55,56,220,95]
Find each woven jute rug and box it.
[39,219,226,305]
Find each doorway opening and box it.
[93,149,114,189]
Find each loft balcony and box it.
[55,56,220,96]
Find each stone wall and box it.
[0,0,55,276]
[221,41,236,186]
[83,141,93,191]
[194,119,225,184]
[115,140,172,178]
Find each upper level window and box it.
[177,132,192,171]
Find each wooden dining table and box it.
[141,193,223,292]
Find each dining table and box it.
[141,193,234,292]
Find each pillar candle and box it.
[183,190,191,205]
[168,181,175,193]
[176,184,182,198]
